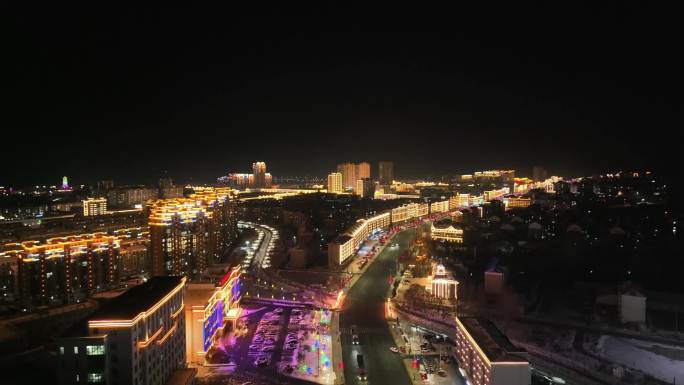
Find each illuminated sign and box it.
[203,299,223,352]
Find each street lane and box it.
[340,229,414,385]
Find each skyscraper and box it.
[378,161,394,185]
[252,161,267,188]
[327,172,343,193]
[336,162,371,189]
[61,176,70,190]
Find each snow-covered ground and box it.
[278,309,335,384]
[597,335,684,383]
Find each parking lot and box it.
[219,304,334,384]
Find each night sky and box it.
[2,4,678,186]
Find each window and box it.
[86,345,105,355]
[74,346,79,354]
[75,374,80,382]
[87,373,104,383]
[59,346,64,355]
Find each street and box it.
[340,230,414,385]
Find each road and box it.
[340,229,414,385]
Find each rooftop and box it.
[331,234,352,244]
[458,317,527,363]
[90,276,183,320]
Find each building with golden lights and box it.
[390,202,429,223]
[483,188,509,202]
[454,317,530,385]
[336,162,370,190]
[429,200,449,214]
[184,265,242,364]
[431,222,464,243]
[83,198,107,216]
[327,172,343,194]
[57,276,187,385]
[503,197,532,211]
[0,228,149,306]
[328,212,390,266]
[148,188,237,279]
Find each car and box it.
[357,354,367,381]
[389,347,399,353]
[261,345,275,352]
[254,357,269,367]
[274,308,284,314]
[352,335,360,345]
[249,344,261,350]
[263,338,276,345]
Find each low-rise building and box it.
[184,266,242,364]
[454,317,530,385]
[431,222,463,243]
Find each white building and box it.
[427,263,458,300]
[82,197,107,216]
[619,290,646,324]
[431,222,464,243]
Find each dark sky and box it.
[1,3,678,186]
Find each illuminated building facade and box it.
[449,193,471,209]
[427,263,458,299]
[503,197,532,210]
[336,162,370,190]
[107,186,158,208]
[327,172,343,194]
[378,161,394,185]
[184,266,242,364]
[252,161,270,188]
[226,162,272,189]
[83,198,107,216]
[355,178,375,198]
[473,170,515,183]
[483,188,509,202]
[4,233,120,306]
[328,212,390,266]
[62,176,70,190]
[57,277,187,385]
[454,317,530,385]
[431,223,464,243]
[390,203,429,223]
[429,200,449,214]
[0,228,150,306]
[149,188,237,279]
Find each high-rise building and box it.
[252,161,270,188]
[378,161,394,185]
[226,162,272,189]
[532,165,548,182]
[148,188,237,278]
[2,228,149,306]
[107,186,159,208]
[82,198,107,216]
[356,178,375,199]
[327,172,343,194]
[336,162,371,189]
[57,276,187,385]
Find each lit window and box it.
[74,346,79,354]
[59,346,64,355]
[86,345,105,355]
[87,373,104,383]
